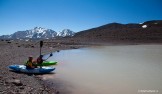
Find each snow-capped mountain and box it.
[0,27,75,39]
[57,29,75,37]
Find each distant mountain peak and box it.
[34,26,43,29]
[58,29,75,37]
[0,27,75,39]
[33,27,47,33]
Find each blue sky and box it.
[0,0,162,35]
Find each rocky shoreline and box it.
[0,40,88,94]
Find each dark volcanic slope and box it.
[74,20,162,43]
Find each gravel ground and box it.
[0,40,88,94]
[0,41,55,94]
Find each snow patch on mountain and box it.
[142,25,147,28]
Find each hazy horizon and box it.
[0,0,162,35]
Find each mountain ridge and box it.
[0,27,75,39]
[1,20,162,43]
[73,20,162,43]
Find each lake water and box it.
[43,45,162,94]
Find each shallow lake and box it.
[44,45,162,94]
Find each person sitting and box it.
[37,55,44,64]
[32,55,44,68]
[36,55,44,68]
[26,56,35,69]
